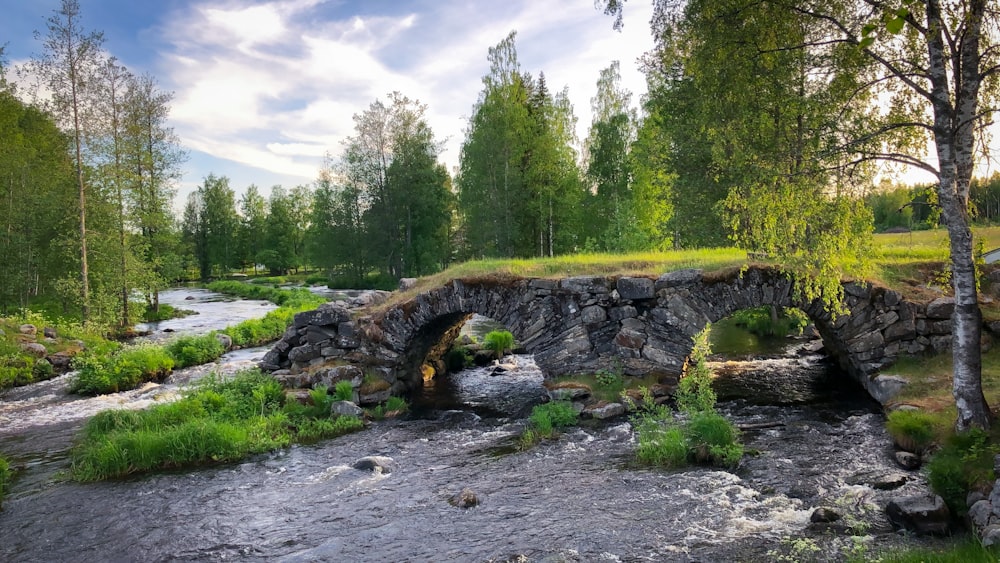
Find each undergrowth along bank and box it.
[70,284,327,395]
[70,369,364,481]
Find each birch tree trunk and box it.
[926,0,992,430]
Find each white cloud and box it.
[156,0,655,190]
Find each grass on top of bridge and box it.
[378,226,1000,310]
[383,247,749,307]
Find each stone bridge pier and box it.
[261,266,962,404]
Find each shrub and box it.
[367,396,409,420]
[333,380,354,402]
[483,330,515,358]
[686,411,744,467]
[71,343,175,395]
[885,409,939,453]
[870,537,1000,562]
[632,327,744,469]
[595,367,623,390]
[165,334,224,368]
[444,346,473,372]
[309,385,333,416]
[676,326,717,414]
[926,428,998,515]
[304,273,329,285]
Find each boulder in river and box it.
[894,451,921,470]
[810,507,841,523]
[885,494,951,535]
[449,488,480,509]
[46,351,74,373]
[352,456,397,474]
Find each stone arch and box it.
[263,266,939,404]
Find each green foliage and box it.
[520,401,579,448]
[309,385,333,415]
[0,454,10,508]
[632,327,743,468]
[366,396,409,420]
[206,281,324,308]
[635,421,688,467]
[885,409,938,453]
[333,380,354,402]
[182,174,240,280]
[140,304,194,323]
[595,366,623,390]
[208,281,325,349]
[444,346,474,372]
[675,326,717,414]
[686,410,744,467]
[71,343,175,395]
[164,334,224,368]
[926,428,999,515]
[457,31,589,259]
[71,369,363,481]
[483,330,515,358]
[729,306,807,338]
[868,538,1000,563]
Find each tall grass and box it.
[71,343,175,395]
[206,281,325,308]
[71,369,364,481]
[519,401,579,449]
[208,280,327,348]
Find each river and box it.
[0,299,950,561]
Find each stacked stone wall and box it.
[262,266,981,403]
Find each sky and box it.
[1,0,657,204]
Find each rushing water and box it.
[0,306,949,562]
[134,288,277,342]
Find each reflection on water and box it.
[710,315,802,358]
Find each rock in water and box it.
[352,456,397,474]
[449,488,479,509]
[885,494,950,535]
[894,451,921,470]
[810,507,841,523]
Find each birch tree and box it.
[29,0,104,322]
[602,0,999,430]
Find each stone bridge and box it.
[261,266,959,403]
